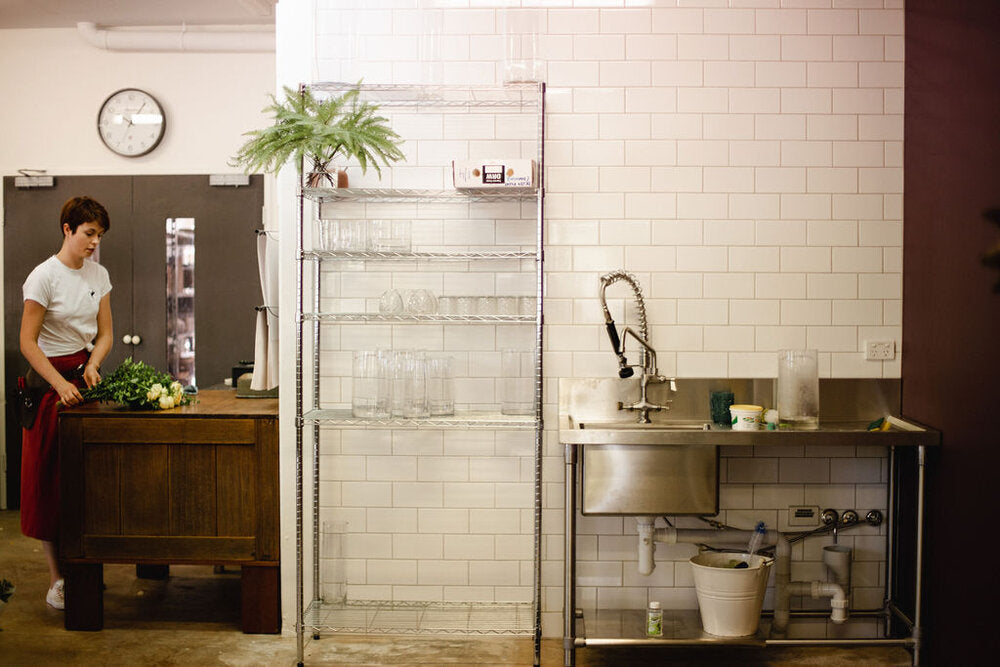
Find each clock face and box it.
[97,88,165,157]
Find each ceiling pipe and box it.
[76,22,274,53]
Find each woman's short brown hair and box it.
[60,196,110,233]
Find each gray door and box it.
[3,174,263,508]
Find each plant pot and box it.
[307,169,348,188]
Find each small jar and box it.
[646,600,663,637]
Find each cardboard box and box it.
[452,159,536,190]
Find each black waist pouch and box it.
[15,366,83,430]
[15,371,48,430]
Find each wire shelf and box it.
[302,409,537,429]
[307,82,542,109]
[304,599,535,636]
[302,313,534,323]
[302,187,538,203]
[302,249,537,261]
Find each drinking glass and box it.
[426,355,455,416]
[457,296,477,316]
[497,296,518,316]
[390,350,409,418]
[379,289,404,315]
[370,219,411,252]
[352,350,381,418]
[336,219,367,251]
[437,296,457,316]
[316,218,335,251]
[321,521,347,604]
[477,296,497,315]
[406,289,437,315]
[777,349,819,430]
[403,350,429,418]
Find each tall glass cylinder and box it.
[426,354,455,416]
[321,521,347,605]
[776,349,819,430]
[352,350,380,418]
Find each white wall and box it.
[0,28,275,175]
[281,0,905,638]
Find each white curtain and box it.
[251,231,279,390]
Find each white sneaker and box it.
[46,579,64,610]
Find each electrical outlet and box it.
[865,340,895,361]
[789,505,820,527]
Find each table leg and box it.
[64,562,103,631]
[241,564,280,633]
[136,564,170,580]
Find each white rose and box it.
[147,383,164,402]
[171,381,184,398]
[158,395,175,409]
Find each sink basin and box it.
[576,419,713,431]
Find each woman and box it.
[20,196,113,610]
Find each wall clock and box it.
[97,88,166,157]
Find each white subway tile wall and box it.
[310,0,900,636]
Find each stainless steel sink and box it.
[559,379,721,516]
[575,419,712,431]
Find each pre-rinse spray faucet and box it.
[598,270,676,423]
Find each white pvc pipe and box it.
[635,520,779,576]
[637,517,656,576]
[773,532,792,635]
[77,22,275,53]
[787,581,849,624]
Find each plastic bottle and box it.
[646,600,663,637]
[747,521,766,558]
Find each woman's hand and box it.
[83,363,101,389]
[55,379,84,406]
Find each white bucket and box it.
[689,551,774,637]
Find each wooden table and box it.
[58,390,279,633]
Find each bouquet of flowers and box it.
[83,357,194,410]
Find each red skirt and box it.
[20,350,90,542]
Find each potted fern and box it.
[231,84,404,188]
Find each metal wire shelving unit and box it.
[294,81,545,666]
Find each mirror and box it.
[166,217,195,387]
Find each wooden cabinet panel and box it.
[120,444,169,535]
[82,536,255,561]
[83,418,255,444]
[169,444,217,536]
[217,444,256,538]
[82,444,121,535]
[254,419,279,561]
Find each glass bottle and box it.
[646,600,663,637]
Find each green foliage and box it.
[82,357,193,410]
[0,578,13,603]
[230,85,405,182]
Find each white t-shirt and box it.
[23,256,112,357]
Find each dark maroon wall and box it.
[904,0,1000,660]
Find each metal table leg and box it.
[564,443,577,667]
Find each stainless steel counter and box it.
[558,377,939,448]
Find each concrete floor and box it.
[1,510,912,665]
